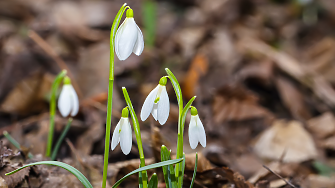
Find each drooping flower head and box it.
[58,76,79,117]
[140,77,170,125]
[115,8,144,61]
[111,107,132,155]
[188,107,206,149]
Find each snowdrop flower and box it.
[111,107,132,155]
[58,76,79,117]
[188,107,206,149]
[140,77,170,125]
[115,8,144,61]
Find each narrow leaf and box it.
[161,145,177,188]
[177,154,186,188]
[189,153,198,188]
[148,173,158,188]
[112,158,183,188]
[139,168,144,188]
[5,161,93,188]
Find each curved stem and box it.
[122,87,148,188]
[51,118,73,160]
[46,70,67,157]
[102,4,128,188]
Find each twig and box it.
[262,165,296,188]
[28,30,83,98]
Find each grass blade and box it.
[112,158,183,188]
[5,161,93,188]
[189,153,198,188]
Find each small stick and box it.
[28,30,83,98]
[262,165,296,188]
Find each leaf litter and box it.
[2,0,335,187]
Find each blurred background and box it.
[1,0,335,187]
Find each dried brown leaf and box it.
[307,112,335,138]
[213,84,271,123]
[254,120,317,163]
[275,76,311,121]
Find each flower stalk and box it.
[46,70,67,157]
[122,87,148,188]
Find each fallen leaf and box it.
[275,76,311,121]
[213,84,272,123]
[254,120,317,163]
[307,112,335,138]
[0,72,53,115]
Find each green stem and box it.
[51,118,73,160]
[102,79,113,188]
[46,70,67,157]
[102,4,128,188]
[122,87,148,188]
[3,131,34,159]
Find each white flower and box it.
[140,78,170,125]
[188,107,206,149]
[111,117,132,155]
[58,79,79,117]
[115,8,144,61]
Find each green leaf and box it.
[190,153,198,188]
[5,161,93,188]
[181,96,196,132]
[112,158,183,188]
[148,173,158,188]
[177,154,186,188]
[139,168,144,188]
[165,68,183,111]
[161,146,177,188]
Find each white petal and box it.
[196,115,206,148]
[132,23,144,56]
[58,85,72,117]
[120,118,132,155]
[151,103,158,121]
[111,119,122,150]
[140,85,159,121]
[188,116,199,149]
[115,18,138,61]
[157,86,170,125]
[69,85,79,116]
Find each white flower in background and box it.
[188,107,206,149]
[115,8,144,61]
[58,76,79,117]
[111,107,132,155]
[140,77,170,125]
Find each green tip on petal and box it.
[63,76,71,85]
[121,107,129,117]
[159,77,167,86]
[126,8,133,18]
[191,107,198,116]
